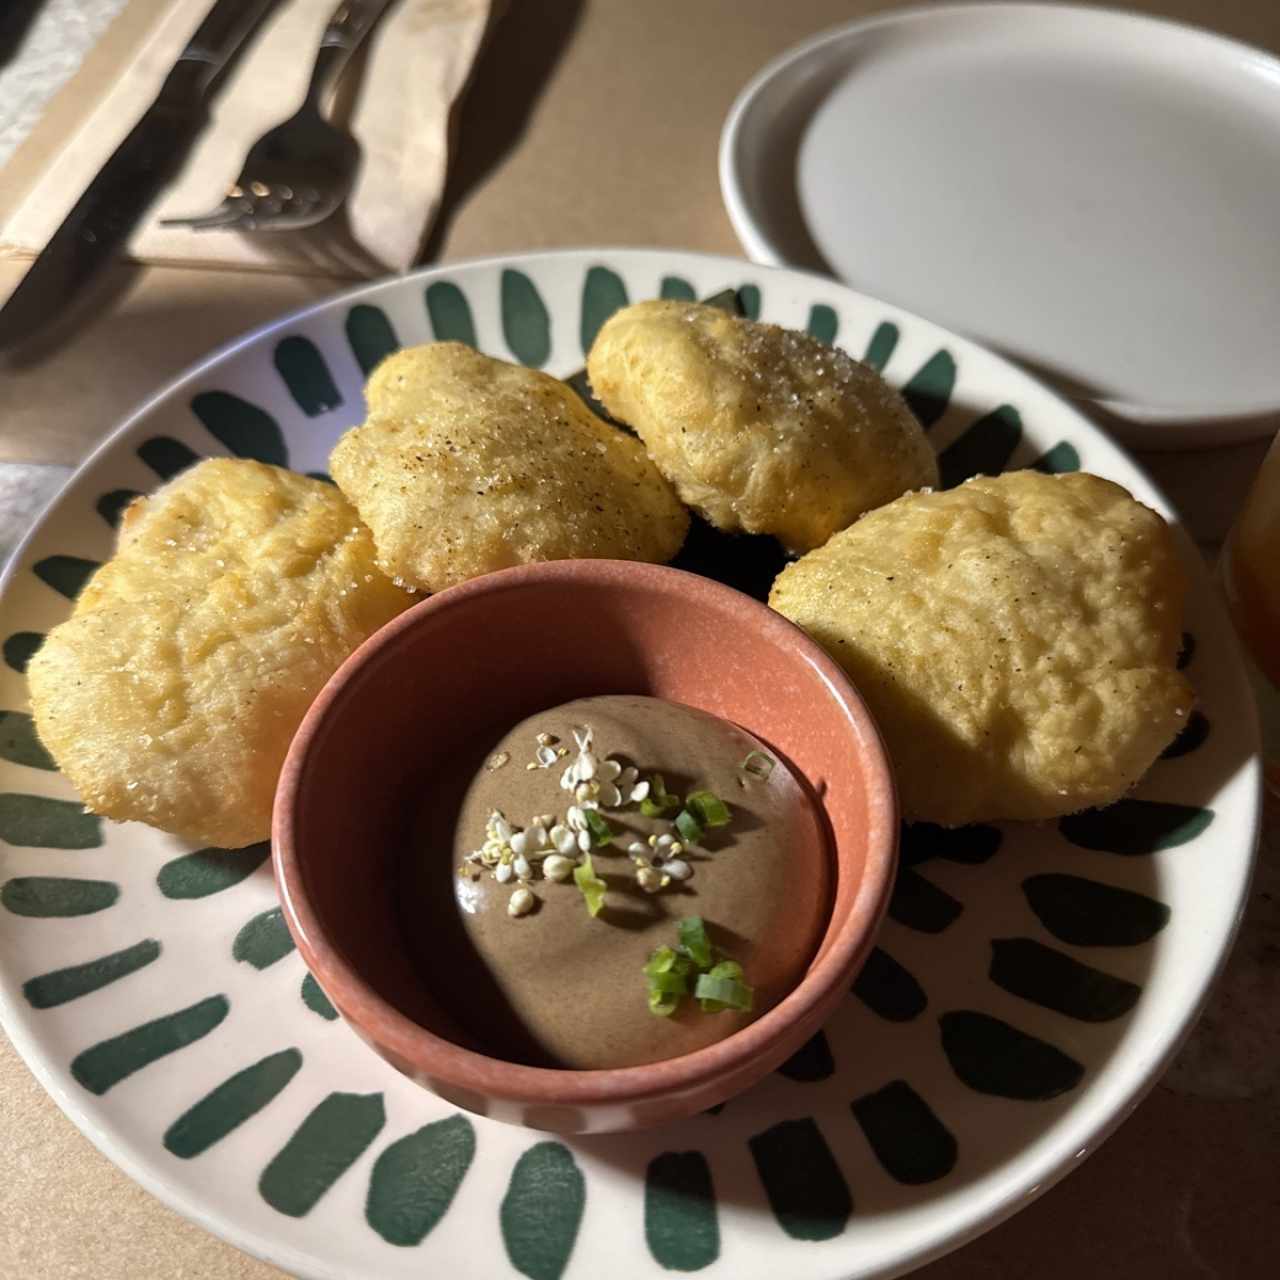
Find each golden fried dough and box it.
[330,342,688,591]
[586,300,938,552]
[28,460,409,848]
[769,471,1192,825]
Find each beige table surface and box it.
[3,1,1279,1276]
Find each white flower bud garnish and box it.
[535,745,558,767]
[543,854,574,881]
[528,823,548,850]
[509,831,528,856]
[664,859,692,881]
[630,780,651,803]
[508,887,535,917]
[513,855,533,880]
[492,815,513,842]
[551,825,576,854]
[636,865,668,893]
[627,841,648,859]
[494,861,514,884]
[577,829,592,853]
[598,758,622,782]
[566,806,586,831]
[597,783,623,808]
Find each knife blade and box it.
[0,0,280,351]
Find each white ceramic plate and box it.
[720,2,1280,450]
[0,249,1261,1279]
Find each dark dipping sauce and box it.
[405,695,831,1070]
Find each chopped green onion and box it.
[648,970,690,996]
[640,772,680,817]
[644,945,679,977]
[674,808,704,846]
[687,789,731,828]
[648,988,681,1016]
[694,973,754,1012]
[583,809,615,848]
[574,854,607,917]
[706,959,743,981]
[677,916,713,969]
[644,945,692,979]
[740,750,775,780]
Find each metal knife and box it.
[0,0,280,351]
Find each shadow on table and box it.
[419,0,586,263]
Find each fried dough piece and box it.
[586,300,938,552]
[330,342,688,591]
[28,460,409,848]
[769,471,1193,825]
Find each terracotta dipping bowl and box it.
[273,560,898,1133]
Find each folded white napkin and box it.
[0,0,495,276]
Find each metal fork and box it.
[162,0,393,232]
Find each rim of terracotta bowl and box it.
[273,560,898,1109]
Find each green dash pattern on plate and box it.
[659,275,696,302]
[0,710,55,771]
[1060,799,1214,854]
[2,876,118,917]
[939,1010,1084,1100]
[1162,710,1210,758]
[426,281,477,346]
[346,304,400,375]
[863,321,899,371]
[366,1114,477,1246]
[502,270,552,367]
[3,631,43,674]
[96,489,140,528]
[775,1029,835,1082]
[232,907,296,969]
[851,1080,957,1185]
[900,821,1003,867]
[501,1141,586,1280]
[644,1150,719,1271]
[888,867,963,933]
[157,842,270,899]
[164,1049,303,1160]
[32,555,99,600]
[805,304,838,345]
[301,972,338,1021]
[137,436,201,480]
[0,794,102,848]
[191,392,288,467]
[259,1091,386,1218]
[988,937,1140,1021]
[852,946,927,1022]
[23,938,160,1010]
[736,284,761,320]
[900,349,956,428]
[275,336,342,416]
[748,1117,852,1241]
[1031,440,1082,474]
[1022,873,1171,946]
[580,266,628,354]
[938,404,1023,488]
[71,994,230,1096]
